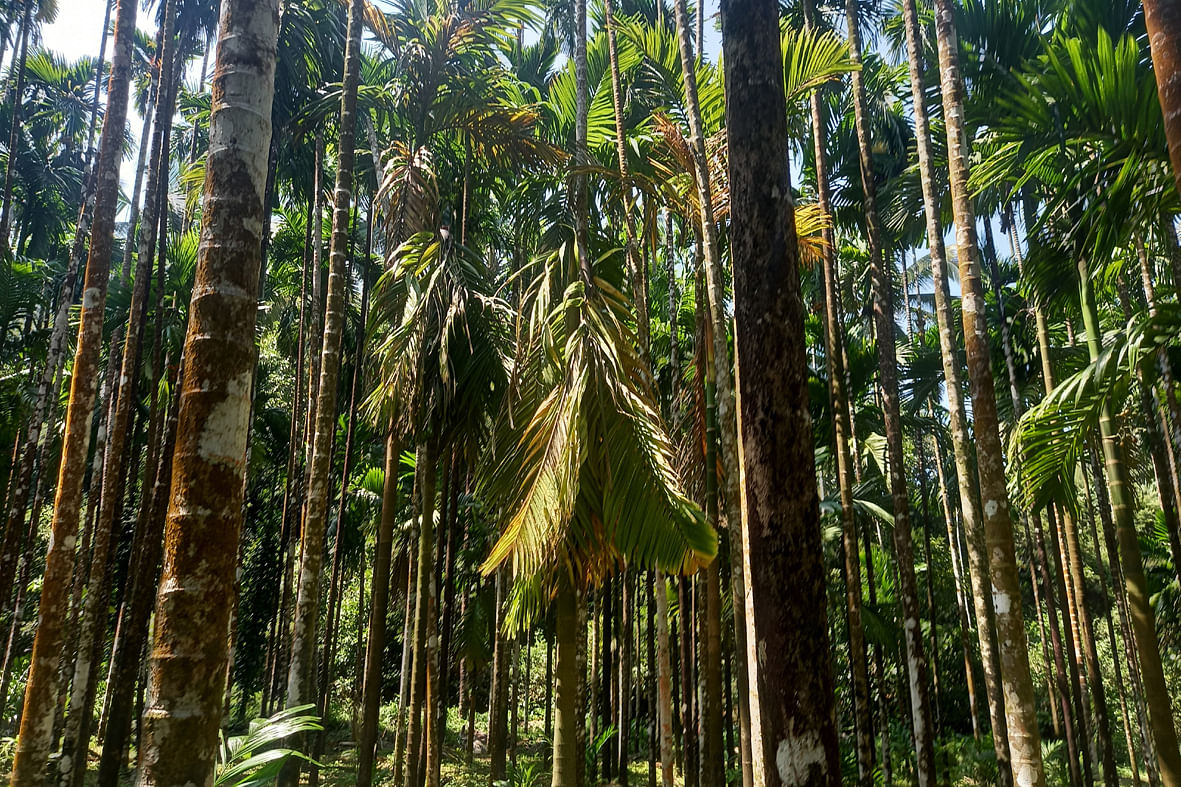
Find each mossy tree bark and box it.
[8,0,138,775]
[135,0,280,779]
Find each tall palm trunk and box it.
[844,2,936,782]
[120,61,158,284]
[897,0,1013,777]
[654,572,675,787]
[718,0,839,783]
[488,570,511,785]
[670,2,756,781]
[97,357,180,786]
[133,0,280,778]
[1145,0,1181,199]
[1078,259,1181,786]
[58,9,181,778]
[0,0,31,252]
[405,442,440,787]
[7,0,137,775]
[391,538,417,785]
[931,2,1046,783]
[0,181,93,612]
[552,579,581,787]
[603,0,649,354]
[699,373,724,787]
[993,231,1114,781]
[803,0,872,780]
[285,0,364,718]
[356,429,399,787]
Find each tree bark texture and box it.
[719,0,841,782]
[134,0,280,780]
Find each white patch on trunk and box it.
[1016,762,1037,786]
[81,286,102,309]
[776,728,826,782]
[197,370,253,464]
[992,587,1011,615]
[984,499,998,518]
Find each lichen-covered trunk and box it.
[931,2,1045,784]
[718,0,840,783]
[1078,259,1181,787]
[898,0,1012,776]
[803,0,872,779]
[8,0,137,775]
[285,0,364,723]
[845,3,936,782]
[356,430,399,787]
[134,0,280,779]
[97,358,180,787]
[59,10,182,777]
[670,2,756,781]
[0,182,91,611]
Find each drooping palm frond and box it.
[378,142,439,245]
[481,244,715,602]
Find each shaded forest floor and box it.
[59,702,1143,786]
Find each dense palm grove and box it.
[1,0,1181,784]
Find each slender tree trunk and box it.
[120,97,155,285]
[677,576,698,787]
[488,570,510,785]
[670,3,756,782]
[311,208,371,786]
[8,0,138,774]
[285,0,364,728]
[1085,484,1145,786]
[845,3,937,781]
[0,0,31,252]
[97,357,180,786]
[654,573,675,787]
[0,180,92,612]
[552,579,581,787]
[356,429,400,787]
[59,13,181,778]
[718,0,841,782]
[931,2,1046,783]
[1078,258,1181,787]
[391,539,416,786]
[603,0,649,355]
[901,0,1014,775]
[134,0,279,779]
[698,372,724,787]
[803,0,873,781]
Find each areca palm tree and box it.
[7,0,136,777]
[974,26,1181,784]
[134,0,281,779]
[479,241,716,786]
[283,0,365,751]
